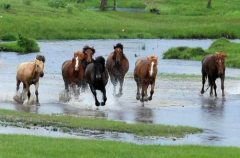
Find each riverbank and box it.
[1,0,240,40]
[163,38,240,68]
[0,135,240,158]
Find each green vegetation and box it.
[0,135,240,158]
[163,38,240,68]
[1,0,240,39]
[0,35,39,53]
[0,109,202,138]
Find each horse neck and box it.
[30,62,39,78]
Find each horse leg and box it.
[148,81,155,101]
[136,79,141,100]
[201,70,207,94]
[111,76,117,96]
[221,75,225,97]
[81,78,88,92]
[208,76,213,96]
[144,84,149,101]
[25,83,31,104]
[16,80,20,92]
[214,78,217,98]
[116,77,124,97]
[35,82,40,106]
[90,86,100,106]
[64,81,69,92]
[101,87,107,106]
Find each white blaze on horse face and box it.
[75,56,79,71]
[150,61,154,76]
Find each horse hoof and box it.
[95,102,100,106]
[36,102,41,106]
[101,102,105,106]
[116,93,123,98]
[136,95,140,100]
[148,97,152,101]
[140,99,144,102]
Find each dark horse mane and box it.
[36,55,46,63]
[114,43,123,52]
[83,45,95,54]
[95,56,106,71]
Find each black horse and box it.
[85,56,109,106]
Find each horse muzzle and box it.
[96,74,102,79]
[40,73,44,77]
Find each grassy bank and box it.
[1,0,240,39]
[0,109,202,138]
[0,135,240,158]
[163,38,240,68]
[0,35,40,53]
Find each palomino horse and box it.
[85,56,109,106]
[81,45,95,91]
[106,43,129,97]
[15,56,45,106]
[134,55,158,105]
[62,51,85,98]
[201,52,227,97]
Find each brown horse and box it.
[201,52,227,97]
[106,43,129,97]
[62,51,85,97]
[15,57,45,106]
[81,46,95,91]
[134,55,158,104]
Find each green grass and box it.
[163,38,240,68]
[1,0,240,39]
[0,109,202,138]
[0,134,240,158]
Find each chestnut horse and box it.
[85,56,109,106]
[81,45,95,91]
[201,52,227,97]
[62,51,85,97]
[134,55,158,104]
[15,56,45,106]
[106,43,129,97]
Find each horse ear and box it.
[222,53,227,58]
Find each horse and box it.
[15,56,45,106]
[62,51,85,98]
[201,52,227,97]
[106,43,129,98]
[81,45,96,91]
[85,56,109,106]
[134,55,158,105]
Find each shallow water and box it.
[0,39,240,146]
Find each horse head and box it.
[83,45,95,64]
[215,52,227,75]
[112,43,124,67]
[72,51,84,71]
[94,56,105,80]
[147,55,158,77]
[35,60,44,77]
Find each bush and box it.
[17,35,40,52]
[1,33,18,41]
[48,0,66,8]
[3,2,11,11]
[23,0,32,5]
[66,4,74,13]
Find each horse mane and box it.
[215,52,227,60]
[36,55,45,63]
[74,51,84,59]
[114,43,123,51]
[83,45,95,54]
[95,56,106,71]
[147,55,158,63]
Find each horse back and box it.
[202,54,217,75]
[134,57,148,79]
[17,62,35,82]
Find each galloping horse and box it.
[201,52,227,97]
[134,55,158,104]
[62,51,85,97]
[85,56,109,106]
[81,45,95,91]
[15,56,45,106]
[106,43,129,97]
